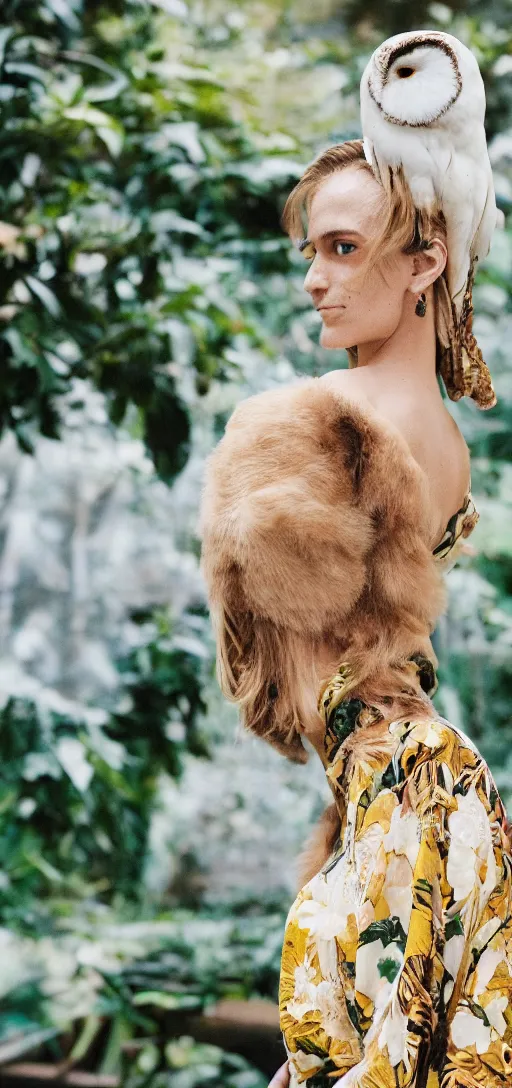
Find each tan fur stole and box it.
[199,376,446,763]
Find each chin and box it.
[319,326,352,351]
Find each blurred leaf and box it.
[0,1028,58,1065]
[25,278,61,319]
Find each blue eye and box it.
[298,238,356,261]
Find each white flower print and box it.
[296,871,350,941]
[293,952,316,993]
[452,1009,490,1054]
[295,860,361,980]
[285,995,314,1022]
[355,938,403,1004]
[485,995,508,1036]
[443,933,465,981]
[286,952,318,1021]
[355,824,386,890]
[279,709,512,1084]
[452,996,508,1055]
[314,978,349,1037]
[289,1050,325,1081]
[410,721,444,750]
[378,990,408,1066]
[474,947,502,996]
[287,969,358,1041]
[471,916,502,953]
[357,899,375,932]
[383,804,420,869]
[383,853,413,931]
[447,786,496,903]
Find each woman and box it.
[199,139,512,1087]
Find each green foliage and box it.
[0,904,281,1081]
[0,609,209,915]
[1,0,512,1082]
[126,1038,267,1088]
[0,0,300,477]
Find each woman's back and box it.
[318,367,471,551]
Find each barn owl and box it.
[360,30,499,319]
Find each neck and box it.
[355,286,440,395]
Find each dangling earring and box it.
[415,292,427,317]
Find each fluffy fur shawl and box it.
[199,377,447,766]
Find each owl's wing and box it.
[363,135,376,170]
[444,220,473,316]
[442,155,492,314]
[406,136,450,210]
[471,164,498,263]
[363,136,384,186]
[360,72,384,186]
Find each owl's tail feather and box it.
[459,261,497,410]
[435,272,462,399]
[435,262,496,410]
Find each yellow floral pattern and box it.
[279,493,512,1088]
[279,669,512,1087]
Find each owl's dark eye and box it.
[397,66,415,78]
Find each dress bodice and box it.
[432,489,479,574]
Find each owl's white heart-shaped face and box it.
[369,38,462,127]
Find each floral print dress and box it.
[279,493,512,1087]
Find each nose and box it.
[303,256,328,297]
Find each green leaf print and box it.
[378,956,401,982]
[306,1060,340,1088]
[297,1039,328,1058]
[445,914,464,941]
[358,917,407,951]
[466,998,490,1025]
[346,996,360,1032]
[381,758,401,789]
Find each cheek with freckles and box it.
[319,283,405,350]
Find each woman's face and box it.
[302,164,413,351]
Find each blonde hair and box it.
[281,139,495,409]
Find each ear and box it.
[407,237,448,296]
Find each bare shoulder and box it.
[317,367,366,394]
[316,367,375,412]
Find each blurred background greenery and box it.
[0,0,510,1084]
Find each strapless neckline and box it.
[432,489,479,571]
